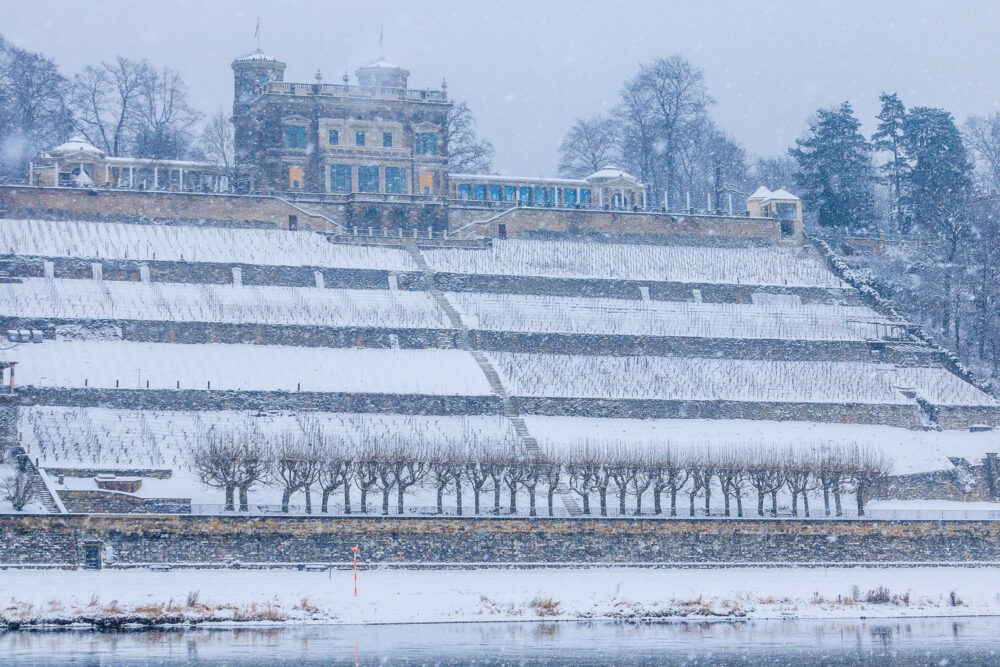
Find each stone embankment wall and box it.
[13,387,501,415]
[2,515,1000,565]
[57,491,190,514]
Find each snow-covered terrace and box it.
[451,292,904,341]
[424,239,847,287]
[525,415,1000,476]
[0,218,416,270]
[21,407,518,470]
[487,352,996,406]
[11,342,491,395]
[3,278,450,330]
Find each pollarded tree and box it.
[566,446,602,515]
[429,444,462,515]
[234,430,270,513]
[815,446,847,517]
[190,430,242,511]
[539,455,562,517]
[747,453,785,517]
[270,435,323,514]
[314,432,353,514]
[789,101,876,231]
[649,448,689,517]
[846,447,893,517]
[716,449,748,518]
[464,450,492,516]
[783,451,813,518]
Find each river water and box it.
[2,617,999,665]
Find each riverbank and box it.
[2,566,1000,628]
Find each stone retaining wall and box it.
[57,491,190,514]
[13,387,501,415]
[2,256,399,290]
[1,514,999,565]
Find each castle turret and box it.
[231,49,286,191]
[355,58,409,89]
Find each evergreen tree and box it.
[902,106,973,236]
[871,92,908,232]
[789,102,876,231]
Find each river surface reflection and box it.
[2,617,1000,665]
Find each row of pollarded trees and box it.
[189,431,892,517]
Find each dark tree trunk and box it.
[224,484,235,512]
[382,487,391,516]
[281,489,292,513]
[238,485,250,513]
[770,490,778,517]
[397,486,406,515]
[304,487,312,515]
[547,487,556,516]
[343,482,351,515]
[321,488,332,514]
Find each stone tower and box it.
[231,49,286,190]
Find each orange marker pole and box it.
[352,546,358,596]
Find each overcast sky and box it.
[5,0,1000,176]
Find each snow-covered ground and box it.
[3,278,450,330]
[11,342,491,395]
[489,352,996,406]
[2,567,999,625]
[424,239,846,287]
[525,415,1000,475]
[0,218,416,270]
[21,407,517,470]
[450,291,902,341]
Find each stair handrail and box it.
[450,206,517,238]
[277,197,346,233]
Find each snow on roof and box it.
[363,58,400,69]
[768,188,800,201]
[748,186,772,200]
[585,165,637,182]
[232,48,281,64]
[49,136,104,158]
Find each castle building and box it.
[231,49,451,197]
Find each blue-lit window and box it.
[473,184,487,201]
[581,189,591,206]
[415,133,437,155]
[503,186,516,202]
[547,188,556,205]
[284,125,306,149]
[330,164,351,193]
[328,129,339,145]
[458,184,471,200]
[519,186,531,203]
[356,131,366,147]
[534,187,547,204]
[385,166,406,194]
[358,165,378,193]
[383,132,393,148]
[488,185,501,201]
[564,189,577,205]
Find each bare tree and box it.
[234,431,270,513]
[315,433,352,514]
[196,109,237,191]
[378,442,429,515]
[465,451,492,516]
[353,442,381,514]
[688,457,716,517]
[649,448,689,517]
[73,57,155,157]
[3,470,35,511]
[965,113,1000,192]
[190,430,242,511]
[784,451,813,517]
[131,65,200,159]
[566,446,602,515]
[748,453,784,517]
[429,444,459,515]
[485,453,508,515]
[846,447,893,517]
[270,435,322,513]
[446,101,494,174]
[716,449,747,518]
[558,114,620,177]
[539,454,562,517]
[815,447,847,517]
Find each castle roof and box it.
[232,48,283,65]
[585,165,638,183]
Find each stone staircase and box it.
[11,446,62,513]
[404,244,581,516]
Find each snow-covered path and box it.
[3,566,1000,625]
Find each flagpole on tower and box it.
[379,25,384,60]
[255,17,261,51]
